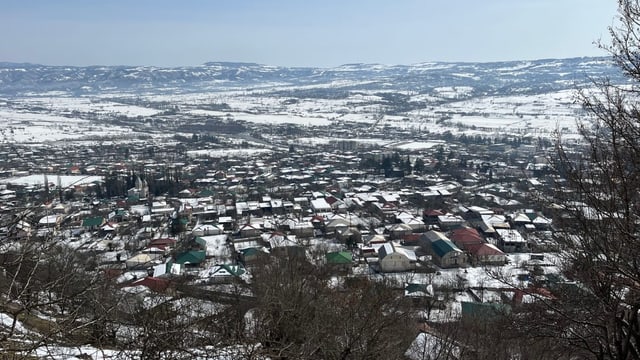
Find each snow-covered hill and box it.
[0,57,628,145]
[0,57,623,97]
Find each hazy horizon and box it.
[1,0,619,68]
[0,55,612,69]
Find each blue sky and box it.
[0,0,619,67]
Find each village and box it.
[0,116,563,332]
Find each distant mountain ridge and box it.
[0,57,624,97]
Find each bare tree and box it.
[501,1,640,358]
[0,240,124,358]
[246,251,415,359]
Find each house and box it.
[364,234,387,245]
[281,218,314,238]
[372,202,398,222]
[238,247,268,264]
[430,239,465,268]
[388,223,413,240]
[196,234,230,260]
[325,217,351,234]
[510,212,533,227]
[404,283,435,307]
[310,215,325,229]
[192,223,224,236]
[152,261,182,277]
[437,214,465,230]
[325,195,347,213]
[401,233,421,246]
[399,216,426,232]
[464,205,494,219]
[82,216,105,230]
[531,214,553,230]
[420,230,449,245]
[336,227,361,247]
[148,238,177,251]
[461,301,511,319]
[325,251,353,272]
[310,198,331,213]
[450,227,484,250]
[218,216,235,231]
[481,214,510,230]
[101,222,118,233]
[126,277,171,293]
[39,214,63,228]
[378,243,416,272]
[174,250,206,266]
[496,228,528,252]
[239,223,261,238]
[126,253,163,269]
[404,283,434,298]
[420,230,467,268]
[423,209,445,226]
[465,243,507,265]
[199,264,246,283]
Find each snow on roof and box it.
[310,198,331,211]
[394,246,417,262]
[511,213,532,223]
[38,214,60,225]
[423,230,450,242]
[467,205,494,215]
[496,228,526,243]
[198,234,231,258]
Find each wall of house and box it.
[477,254,506,265]
[440,251,465,268]
[380,253,410,272]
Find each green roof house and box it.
[430,239,466,268]
[461,301,511,319]
[326,251,353,264]
[82,216,104,229]
[325,251,353,272]
[200,264,247,283]
[175,250,206,266]
[240,247,267,264]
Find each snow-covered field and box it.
[0,82,592,146]
[16,96,161,117]
[295,137,393,146]
[390,141,445,150]
[187,148,273,158]
[0,174,103,187]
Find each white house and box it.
[378,243,416,272]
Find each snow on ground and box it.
[186,109,229,117]
[187,148,274,158]
[433,86,474,99]
[30,344,263,360]
[15,96,161,117]
[0,312,30,334]
[1,81,594,143]
[231,112,332,126]
[0,174,103,187]
[0,108,137,143]
[391,252,562,290]
[335,113,377,123]
[295,137,393,146]
[198,235,232,260]
[389,140,445,150]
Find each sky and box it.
[0,0,620,68]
